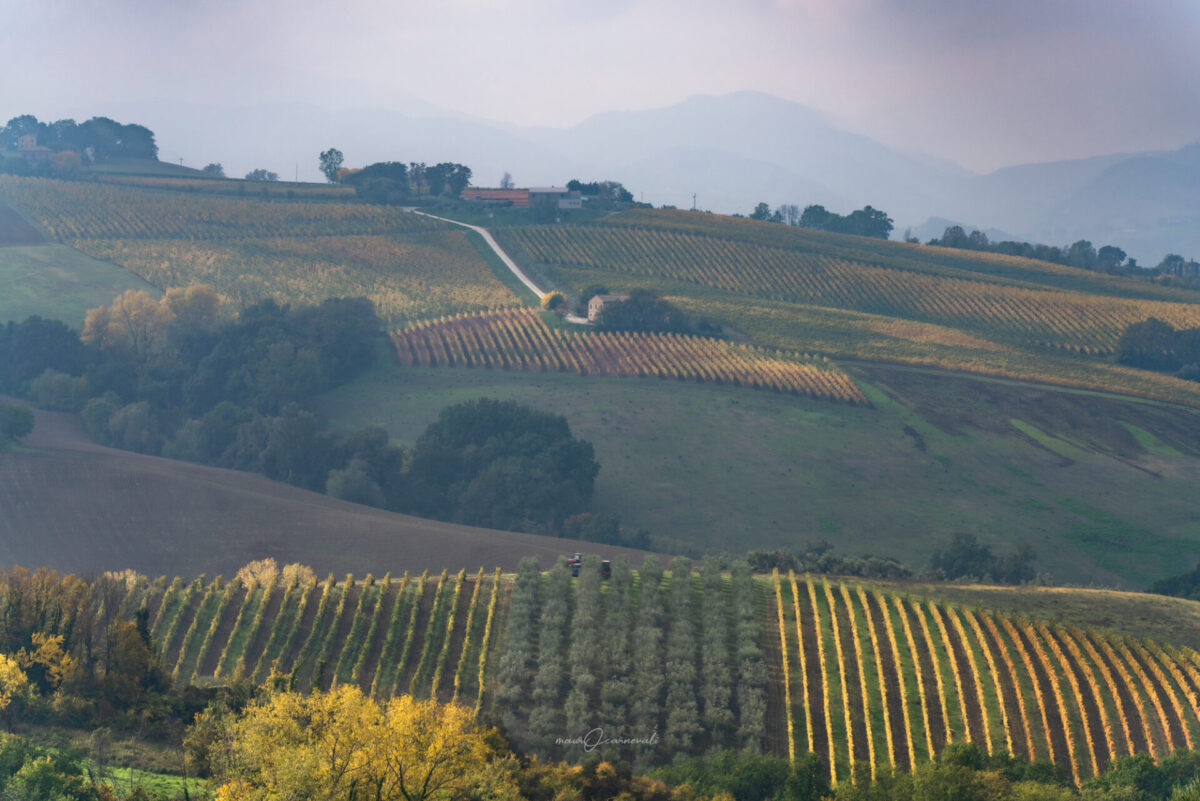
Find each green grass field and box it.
[314,361,1200,588]
[0,244,158,325]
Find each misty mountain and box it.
[531,91,963,221]
[78,93,1200,263]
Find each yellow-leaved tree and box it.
[214,685,516,801]
[82,285,221,359]
[0,654,34,730]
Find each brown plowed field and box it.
[0,402,653,578]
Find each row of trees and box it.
[749,202,895,239]
[492,555,767,768]
[928,225,1200,285]
[927,226,1142,274]
[318,148,473,203]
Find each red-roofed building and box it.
[459,187,531,206]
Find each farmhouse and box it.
[587,293,630,322]
[460,186,584,210]
[459,187,531,206]
[16,134,53,163]
[529,187,583,210]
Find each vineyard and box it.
[0,176,442,241]
[8,562,1200,781]
[90,173,357,199]
[0,177,514,324]
[123,565,506,706]
[391,307,868,403]
[767,571,1200,784]
[503,223,1200,355]
[76,233,516,323]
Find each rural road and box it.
[413,209,590,325]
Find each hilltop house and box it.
[460,186,582,210]
[460,187,531,206]
[16,134,52,163]
[529,187,583,210]
[587,294,630,322]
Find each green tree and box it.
[0,402,33,445]
[202,163,225,177]
[244,168,279,181]
[318,148,343,183]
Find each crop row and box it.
[391,307,868,404]
[505,224,1200,353]
[0,176,442,241]
[769,574,1200,785]
[132,569,503,702]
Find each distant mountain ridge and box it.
[84,92,1200,263]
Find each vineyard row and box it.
[391,307,868,404]
[769,572,1200,785]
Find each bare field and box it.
[0,402,650,579]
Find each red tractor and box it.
[567,552,612,579]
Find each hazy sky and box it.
[3,0,1199,172]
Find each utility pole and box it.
[692,193,697,211]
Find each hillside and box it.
[0,402,651,577]
[5,175,1200,585]
[20,558,1200,785]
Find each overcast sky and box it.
[3,0,1199,172]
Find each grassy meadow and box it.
[314,362,1200,588]
[0,244,159,325]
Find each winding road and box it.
[413,209,590,324]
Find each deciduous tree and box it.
[318,148,343,183]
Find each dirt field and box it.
[0,401,651,579]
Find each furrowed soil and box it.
[0,401,653,578]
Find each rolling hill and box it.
[0,401,652,577]
[16,557,1200,785]
[5,175,1200,585]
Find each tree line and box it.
[316,148,473,204]
[747,202,895,239]
[1,114,158,175]
[1116,318,1200,381]
[0,290,601,536]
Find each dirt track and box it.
[0,402,653,578]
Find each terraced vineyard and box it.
[391,307,867,403]
[503,223,1200,355]
[768,570,1200,784]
